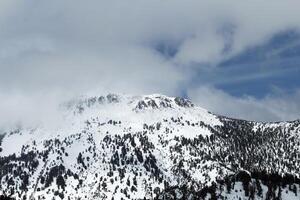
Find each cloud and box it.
[0,0,300,127]
[0,91,69,129]
[175,28,226,65]
[188,86,300,122]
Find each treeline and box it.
[155,170,299,200]
[0,195,13,200]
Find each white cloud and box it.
[188,86,300,122]
[175,28,226,65]
[0,0,300,126]
[0,91,68,129]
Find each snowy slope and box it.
[0,94,299,200]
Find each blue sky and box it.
[187,31,300,121]
[152,29,300,121]
[192,31,300,98]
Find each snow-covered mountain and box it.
[0,94,300,200]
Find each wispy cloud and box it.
[188,86,300,122]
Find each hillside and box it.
[0,94,300,200]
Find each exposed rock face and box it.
[0,94,299,199]
[174,97,194,108]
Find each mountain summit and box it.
[0,94,300,200]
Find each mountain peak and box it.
[64,93,195,115]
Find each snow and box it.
[0,94,299,200]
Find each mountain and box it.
[0,94,300,200]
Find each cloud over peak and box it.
[0,0,300,126]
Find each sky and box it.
[0,0,300,127]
